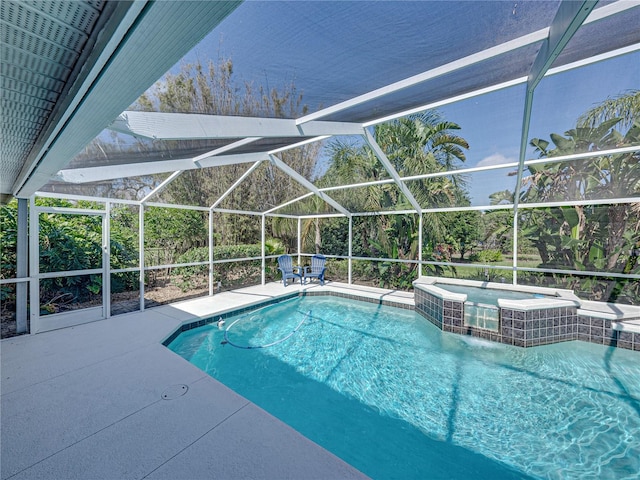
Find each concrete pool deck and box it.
[2,281,410,480]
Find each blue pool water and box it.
[167,296,640,480]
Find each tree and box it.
[444,210,481,259]
[134,59,321,246]
[521,90,640,301]
[72,58,322,247]
[318,111,471,287]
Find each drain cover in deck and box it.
[161,384,188,400]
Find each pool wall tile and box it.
[423,292,632,351]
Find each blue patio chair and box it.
[304,254,326,285]
[277,254,303,287]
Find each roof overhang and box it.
[7,1,241,199]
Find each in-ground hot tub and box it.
[433,281,552,331]
[413,277,580,347]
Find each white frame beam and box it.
[512,0,598,284]
[296,29,549,125]
[268,154,352,218]
[362,129,423,214]
[141,171,184,203]
[528,1,597,91]
[211,160,264,209]
[109,111,364,139]
[296,1,633,126]
[56,152,269,184]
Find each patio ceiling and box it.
[1,0,241,201]
[1,0,639,204]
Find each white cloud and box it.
[476,153,516,168]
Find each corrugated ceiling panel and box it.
[0,0,106,195]
[21,0,103,33]
[1,43,71,80]
[2,1,90,51]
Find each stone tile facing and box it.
[500,306,578,348]
[416,289,638,351]
[415,288,443,329]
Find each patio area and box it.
[1,1,639,477]
[0,281,412,480]
[1,282,412,480]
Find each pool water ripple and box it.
[168,296,640,480]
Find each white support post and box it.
[512,212,519,285]
[139,204,145,311]
[28,197,39,333]
[511,88,535,286]
[261,215,266,285]
[297,218,302,265]
[209,208,214,295]
[527,1,596,91]
[15,198,28,333]
[510,0,596,286]
[104,201,111,318]
[348,217,353,284]
[418,213,423,279]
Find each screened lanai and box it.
[1,0,639,336]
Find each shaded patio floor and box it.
[1,282,414,479]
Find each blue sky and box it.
[434,51,640,204]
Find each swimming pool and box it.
[167,295,640,479]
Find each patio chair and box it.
[304,254,327,285]
[277,254,303,287]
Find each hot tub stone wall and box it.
[415,285,639,351]
[579,315,640,351]
[615,329,640,351]
[414,287,445,329]
[501,307,576,348]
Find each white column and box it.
[139,204,145,311]
[209,208,214,295]
[104,202,111,318]
[15,198,28,333]
[297,217,302,265]
[418,213,423,279]
[348,217,353,284]
[28,197,39,333]
[261,215,266,285]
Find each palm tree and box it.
[318,110,471,287]
[578,89,639,131]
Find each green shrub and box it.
[469,249,503,263]
[172,244,270,291]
